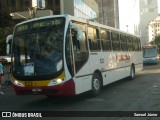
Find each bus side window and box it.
[127,36,134,51]
[79,32,88,52]
[138,39,142,51]
[96,28,101,50]
[71,29,80,51]
[111,31,120,51]
[100,29,111,51]
[88,26,101,51]
[133,38,138,51]
[120,34,127,51]
[71,22,89,73]
[74,31,89,72]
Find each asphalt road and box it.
[1,64,160,120]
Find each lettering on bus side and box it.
[116,55,130,61]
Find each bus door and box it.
[71,28,89,74]
[87,27,102,72]
[69,23,90,93]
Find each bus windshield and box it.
[143,47,157,58]
[12,18,65,79]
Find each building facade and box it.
[96,0,119,28]
[119,0,142,35]
[148,15,160,42]
[61,0,98,20]
[139,0,158,45]
[0,0,61,27]
[0,0,99,28]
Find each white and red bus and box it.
[11,15,143,96]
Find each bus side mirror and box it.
[77,29,83,41]
[6,34,13,55]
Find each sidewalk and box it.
[1,73,11,85]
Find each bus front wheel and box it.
[91,72,102,96]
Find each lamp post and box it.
[10,13,27,20]
[126,25,128,32]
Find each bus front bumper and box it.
[12,79,75,96]
[143,59,159,64]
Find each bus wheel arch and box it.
[129,63,135,80]
[91,70,103,96]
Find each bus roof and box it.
[14,14,140,38]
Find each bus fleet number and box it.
[25,82,33,87]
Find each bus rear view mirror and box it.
[6,34,13,55]
[77,29,83,41]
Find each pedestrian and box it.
[0,62,4,95]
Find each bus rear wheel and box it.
[91,72,102,96]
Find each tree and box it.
[150,34,160,48]
[0,27,13,55]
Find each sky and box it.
[118,0,136,32]
[158,0,160,13]
[119,0,160,33]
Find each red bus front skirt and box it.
[12,79,75,96]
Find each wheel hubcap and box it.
[131,69,134,78]
[93,78,100,90]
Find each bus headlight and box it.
[48,78,65,86]
[13,80,24,87]
[152,57,157,60]
[56,79,63,84]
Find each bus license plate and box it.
[25,82,33,87]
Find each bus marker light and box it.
[48,78,65,86]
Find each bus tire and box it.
[129,65,135,80]
[91,72,102,96]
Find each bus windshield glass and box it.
[12,17,65,79]
[143,47,157,58]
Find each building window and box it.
[11,0,16,7]
[74,0,97,20]
[24,0,29,6]
[48,0,53,5]
[55,0,60,5]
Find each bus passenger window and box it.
[127,36,134,51]
[120,34,127,51]
[71,29,80,51]
[88,26,100,51]
[111,32,120,51]
[100,29,111,51]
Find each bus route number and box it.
[25,82,33,87]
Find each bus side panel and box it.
[131,52,143,72]
[101,51,131,85]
